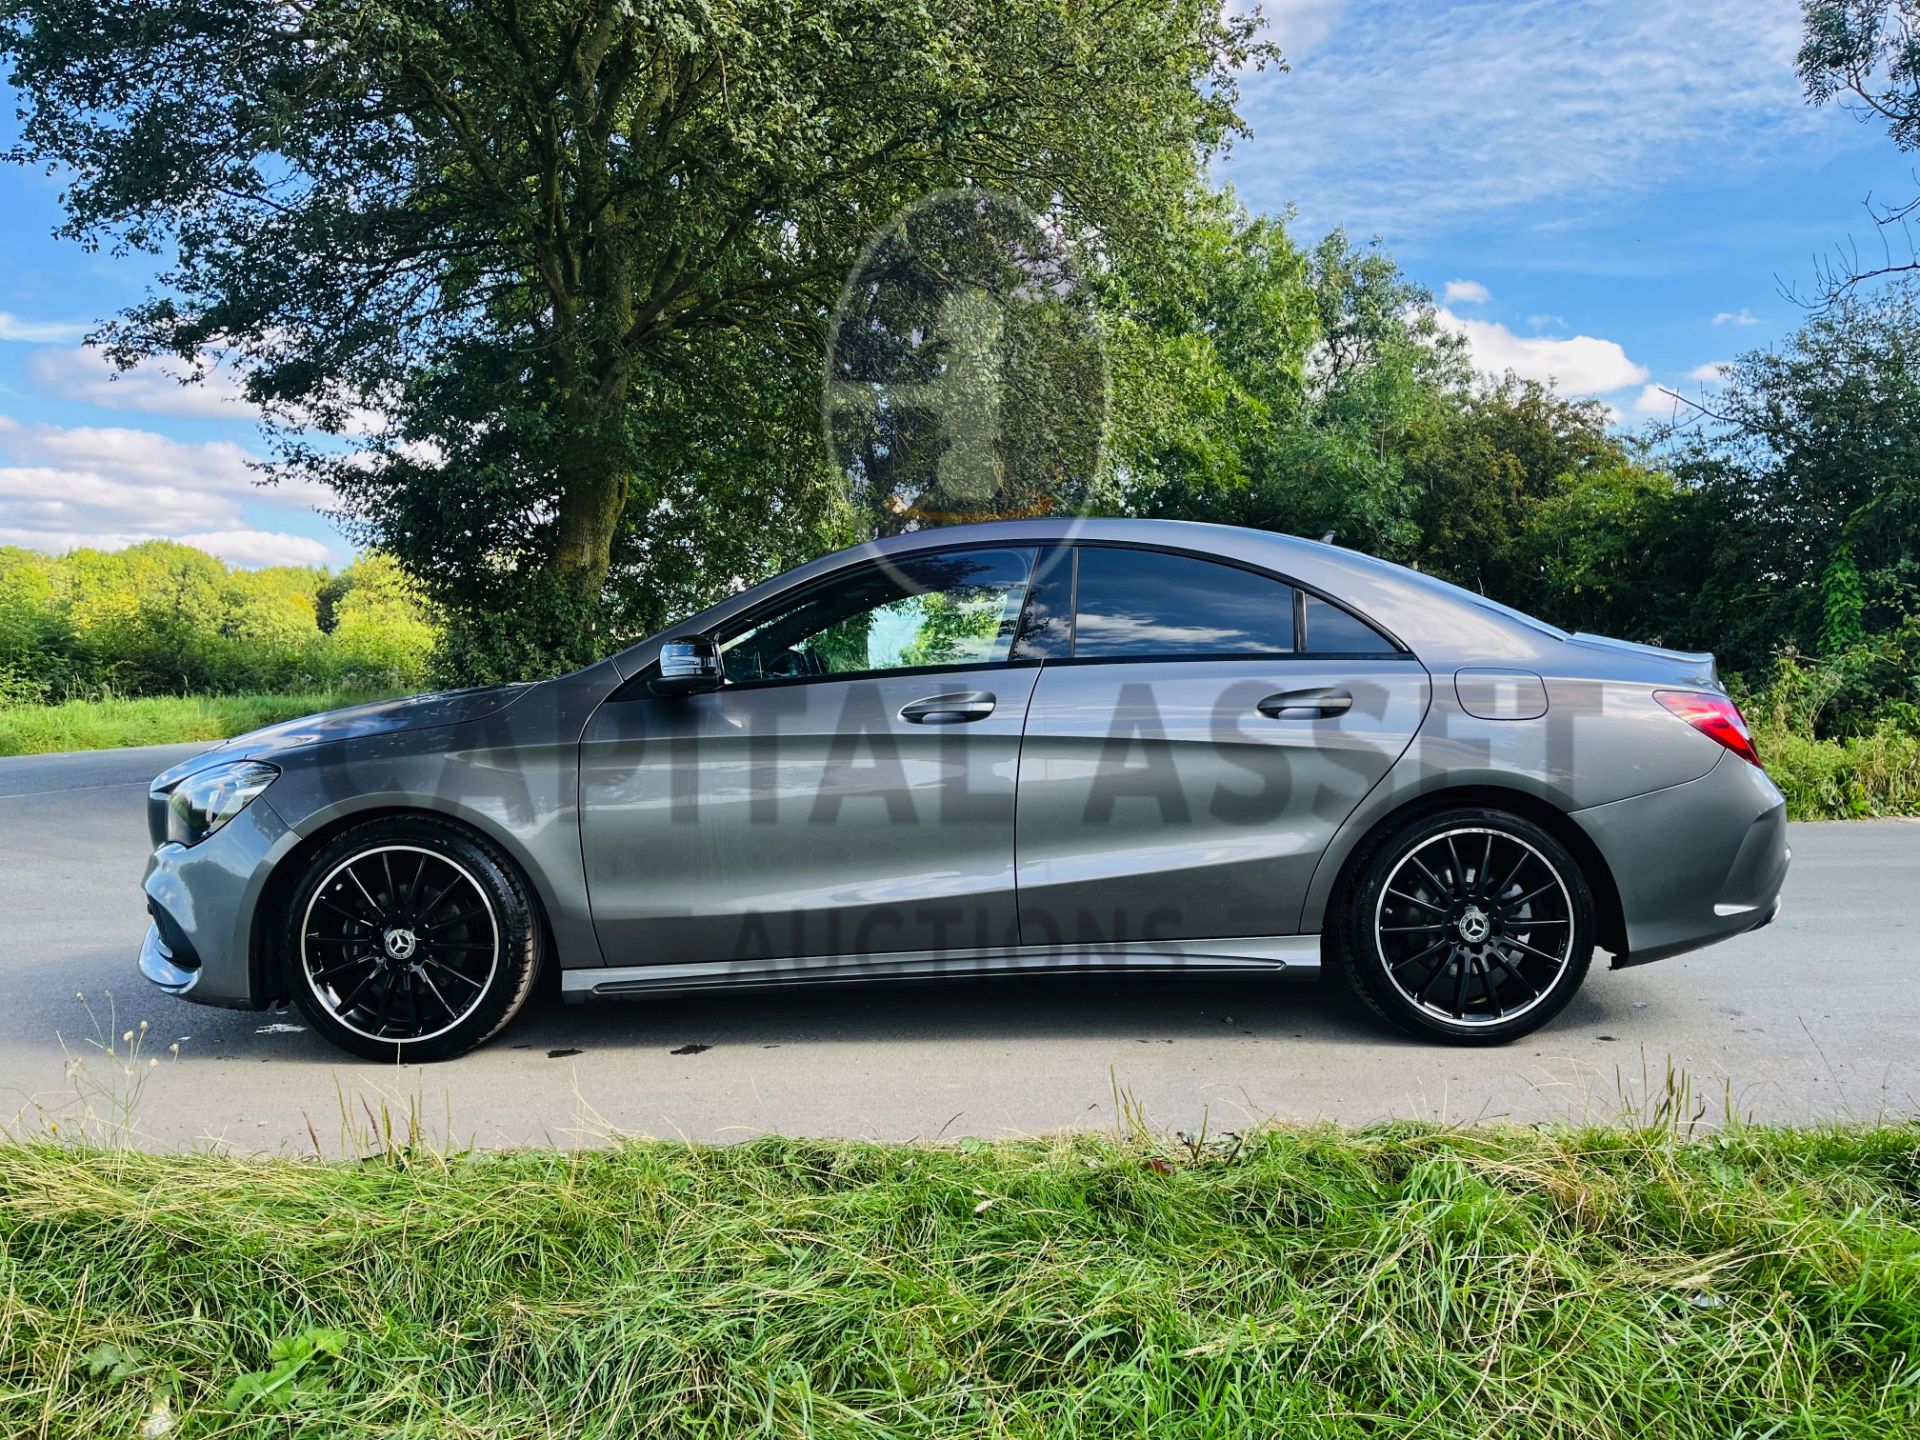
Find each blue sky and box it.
[1,0,1914,569]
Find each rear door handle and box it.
[1257,687,1353,719]
[900,691,997,724]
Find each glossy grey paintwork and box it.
[580,664,1039,963]
[137,516,1788,1011]
[1013,658,1430,944]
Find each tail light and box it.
[1654,690,1762,768]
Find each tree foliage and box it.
[1654,281,1920,671]
[1100,199,1467,552]
[0,543,433,701]
[1798,1,1920,296]
[2,0,1272,679]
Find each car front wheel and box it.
[283,817,542,1062]
[1333,807,1594,1045]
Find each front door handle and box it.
[1257,687,1353,719]
[900,691,997,724]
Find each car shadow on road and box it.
[447,966,1619,1059]
[19,946,1627,1076]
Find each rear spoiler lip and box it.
[1566,632,1720,688]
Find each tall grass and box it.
[0,690,390,758]
[1,1117,1916,1438]
[1754,718,1920,820]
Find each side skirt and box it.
[563,934,1321,1002]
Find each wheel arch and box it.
[1313,784,1628,964]
[250,806,559,1007]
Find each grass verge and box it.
[2,1121,1916,1438]
[0,691,388,758]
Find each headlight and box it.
[164,761,279,847]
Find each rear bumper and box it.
[137,796,296,1010]
[1571,754,1790,968]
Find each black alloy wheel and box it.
[285,817,541,1061]
[1335,807,1594,1044]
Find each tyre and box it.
[282,816,542,1062]
[1332,806,1594,1045]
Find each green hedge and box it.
[0,541,435,702]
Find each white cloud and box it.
[28,346,252,419]
[1689,360,1734,381]
[177,530,337,567]
[1435,307,1649,395]
[1254,0,1348,62]
[1713,308,1761,326]
[0,312,86,344]
[1527,314,1567,332]
[0,416,343,568]
[0,525,334,568]
[1231,1,1827,237]
[1631,383,1681,418]
[1441,278,1491,305]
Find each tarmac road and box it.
[2,742,1914,1151]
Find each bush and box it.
[0,542,437,701]
[1739,648,1920,819]
[1752,718,1920,819]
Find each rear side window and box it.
[1302,594,1398,655]
[1072,547,1296,659]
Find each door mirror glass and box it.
[651,636,725,696]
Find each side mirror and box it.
[650,636,725,697]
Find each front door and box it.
[1015,545,1431,945]
[581,546,1043,966]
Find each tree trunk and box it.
[544,452,630,658]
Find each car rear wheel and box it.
[283,817,542,1062]
[1333,807,1594,1045]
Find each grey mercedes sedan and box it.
[138,519,1788,1060]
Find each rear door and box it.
[1014,544,1430,945]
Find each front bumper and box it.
[1571,753,1790,968]
[138,794,296,1009]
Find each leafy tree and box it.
[0,542,436,700]
[1660,280,1920,669]
[3,0,1273,679]
[318,555,437,686]
[1400,377,1624,604]
[1518,463,1708,644]
[1798,0,1920,297]
[1103,206,1464,554]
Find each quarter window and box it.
[1302,594,1398,655]
[1072,547,1297,659]
[719,548,1037,683]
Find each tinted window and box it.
[1302,594,1398,654]
[720,548,1036,683]
[1009,546,1075,660]
[1073,547,1296,658]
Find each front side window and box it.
[720,548,1037,683]
[1072,546,1297,659]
